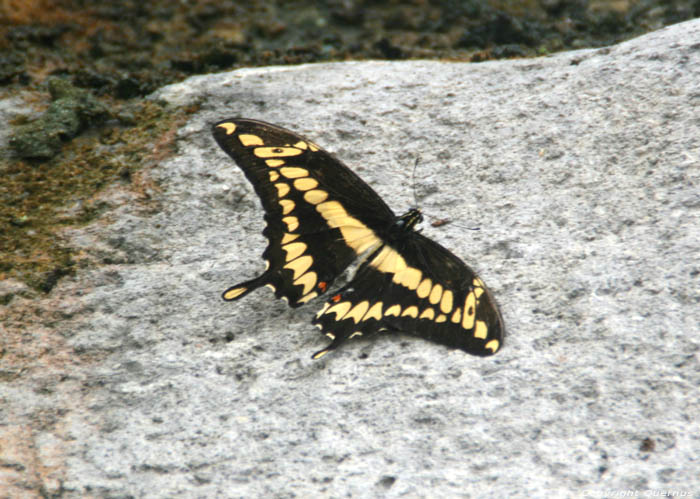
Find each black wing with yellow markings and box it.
[311,213,503,358]
[213,118,395,308]
[213,118,504,359]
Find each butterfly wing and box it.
[312,231,504,358]
[213,118,396,307]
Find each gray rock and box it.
[1,19,698,498]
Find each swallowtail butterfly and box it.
[213,119,504,359]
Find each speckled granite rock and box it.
[1,19,698,498]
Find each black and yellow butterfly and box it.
[213,118,504,359]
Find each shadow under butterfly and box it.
[213,118,504,359]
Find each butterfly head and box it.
[396,208,423,232]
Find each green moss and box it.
[1,99,190,295]
[10,77,110,160]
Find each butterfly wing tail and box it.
[221,273,273,301]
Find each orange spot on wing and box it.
[331,293,341,303]
[318,281,328,292]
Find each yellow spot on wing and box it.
[279,199,295,215]
[298,291,318,304]
[345,301,369,323]
[343,225,374,241]
[280,167,309,179]
[417,278,432,299]
[436,314,447,323]
[282,241,307,261]
[284,254,312,279]
[393,267,422,290]
[385,304,401,317]
[362,302,383,321]
[308,142,320,152]
[485,339,500,353]
[462,291,476,329]
[371,246,407,274]
[304,189,328,205]
[294,271,317,295]
[269,171,280,182]
[282,216,299,232]
[341,226,380,254]
[401,306,419,318]
[419,308,435,320]
[474,320,488,339]
[223,287,246,300]
[429,284,443,305]
[316,201,349,226]
[238,134,264,146]
[266,159,285,167]
[326,301,352,320]
[294,178,319,191]
[293,141,308,150]
[275,183,290,198]
[316,302,330,318]
[440,290,454,314]
[451,308,461,324]
[217,122,236,134]
[281,232,299,244]
[254,146,303,158]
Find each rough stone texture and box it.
[2,19,699,498]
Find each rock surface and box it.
[2,19,698,498]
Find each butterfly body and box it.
[213,118,504,359]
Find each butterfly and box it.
[213,118,504,359]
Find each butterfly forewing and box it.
[213,118,504,358]
[213,118,395,307]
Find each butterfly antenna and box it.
[411,156,420,209]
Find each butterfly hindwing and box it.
[311,217,503,358]
[214,118,504,358]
